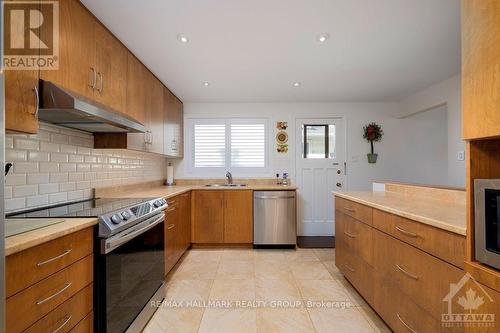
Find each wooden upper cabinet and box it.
[192,191,224,243]
[126,53,147,125]
[40,0,95,100]
[164,89,184,157]
[147,75,165,154]
[93,22,127,114]
[5,69,39,134]
[462,0,500,140]
[223,190,253,243]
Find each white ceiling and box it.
[81,0,460,103]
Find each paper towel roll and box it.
[167,164,174,185]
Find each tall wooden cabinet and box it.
[164,90,184,157]
[192,190,253,244]
[462,0,500,140]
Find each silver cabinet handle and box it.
[37,249,72,267]
[98,72,104,93]
[343,231,357,238]
[397,313,417,333]
[52,314,72,333]
[167,224,175,230]
[344,263,355,272]
[36,282,72,305]
[89,67,96,89]
[395,226,418,238]
[395,264,419,280]
[254,195,295,199]
[32,86,39,116]
[166,206,176,213]
[344,207,355,213]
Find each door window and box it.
[302,124,336,159]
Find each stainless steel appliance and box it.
[38,80,145,133]
[475,179,500,270]
[7,197,168,333]
[254,191,296,247]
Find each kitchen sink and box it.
[204,184,248,187]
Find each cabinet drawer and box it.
[335,243,374,306]
[373,209,465,268]
[335,197,372,225]
[374,229,463,319]
[7,255,93,333]
[165,220,179,275]
[336,211,373,265]
[373,272,455,333]
[6,227,93,297]
[70,311,93,333]
[24,283,93,333]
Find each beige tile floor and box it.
[144,248,390,333]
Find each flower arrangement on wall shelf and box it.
[363,122,384,163]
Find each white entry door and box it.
[295,118,346,236]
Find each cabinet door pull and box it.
[89,67,96,89]
[396,313,417,333]
[32,86,40,116]
[395,264,419,280]
[166,206,176,213]
[167,224,175,230]
[36,282,72,305]
[344,207,355,213]
[52,314,72,333]
[343,231,357,238]
[37,249,72,267]
[344,264,355,272]
[97,72,103,93]
[395,226,418,238]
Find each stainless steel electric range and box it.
[8,197,168,333]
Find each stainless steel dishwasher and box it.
[253,191,296,247]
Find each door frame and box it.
[294,116,348,236]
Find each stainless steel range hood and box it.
[38,80,145,133]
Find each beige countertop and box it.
[99,184,297,199]
[333,190,466,236]
[5,218,97,256]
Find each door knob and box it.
[337,170,341,175]
[336,182,342,188]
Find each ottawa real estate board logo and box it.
[3,0,59,70]
[442,273,495,329]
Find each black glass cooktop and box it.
[6,198,154,218]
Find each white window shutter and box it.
[230,123,266,168]
[193,124,226,167]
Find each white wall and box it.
[397,74,465,187]
[170,101,455,191]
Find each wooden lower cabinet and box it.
[335,197,468,333]
[165,192,192,275]
[192,190,253,244]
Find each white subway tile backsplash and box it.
[14,162,39,173]
[39,183,59,194]
[26,195,49,207]
[28,151,50,162]
[14,138,39,150]
[13,185,38,197]
[5,122,167,212]
[5,198,26,211]
[27,173,50,184]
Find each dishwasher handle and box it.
[254,195,295,199]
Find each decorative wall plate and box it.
[276,131,288,144]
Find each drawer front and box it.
[70,311,93,333]
[373,209,465,268]
[374,229,463,319]
[336,211,373,265]
[335,242,374,306]
[7,255,93,333]
[335,197,372,225]
[6,227,93,297]
[373,271,446,333]
[24,283,93,333]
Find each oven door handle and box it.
[103,213,165,254]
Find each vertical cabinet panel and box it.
[224,190,253,243]
[148,76,164,154]
[40,0,95,100]
[94,22,127,114]
[192,191,224,243]
[5,70,39,134]
[164,89,184,157]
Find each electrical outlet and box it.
[457,151,465,161]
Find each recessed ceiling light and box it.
[177,34,189,43]
[317,33,330,43]
[293,82,301,87]
[203,81,210,87]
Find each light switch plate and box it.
[457,151,465,161]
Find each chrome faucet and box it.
[226,171,233,185]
